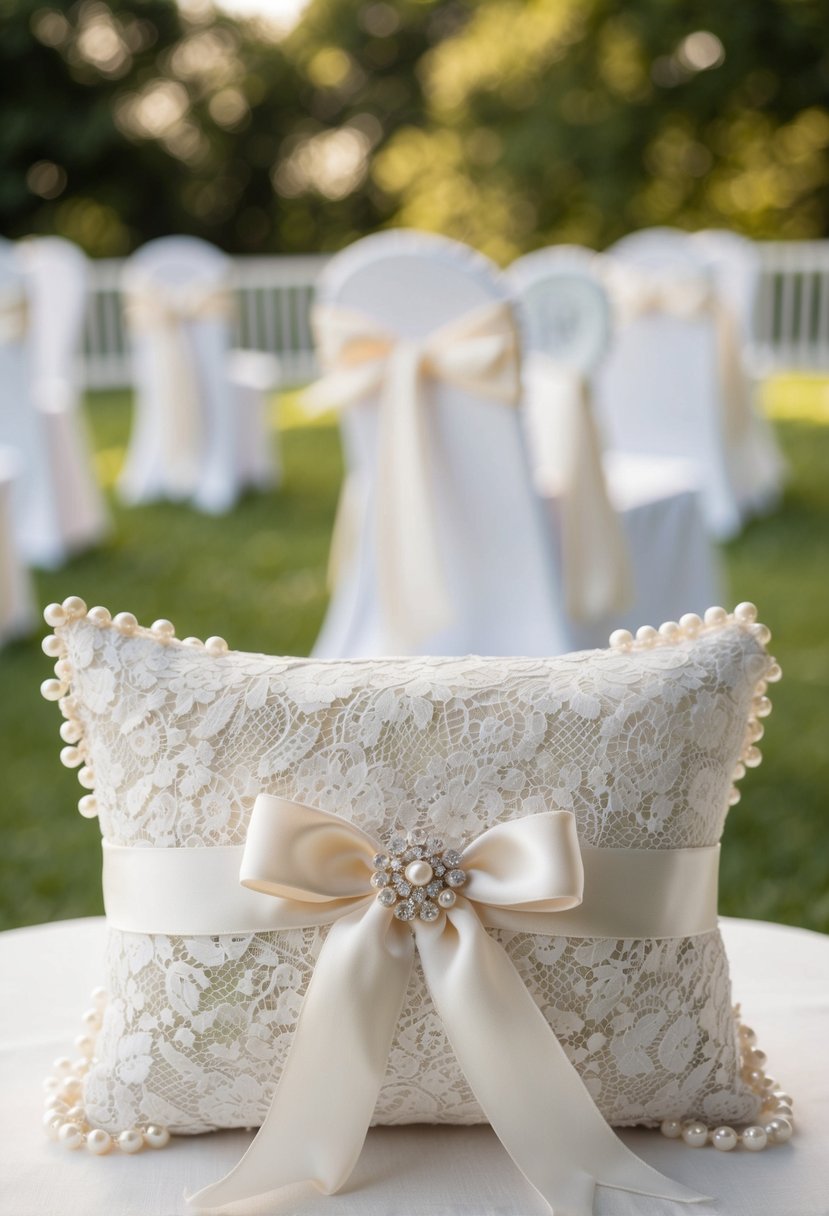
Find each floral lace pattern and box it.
[59,618,768,1134]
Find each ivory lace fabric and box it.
[59,619,766,1134]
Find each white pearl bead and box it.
[81,1008,102,1032]
[118,1128,144,1154]
[54,658,72,681]
[58,1122,84,1150]
[86,1128,113,1155]
[62,596,88,618]
[773,1092,793,1107]
[740,1025,757,1045]
[72,1057,90,1077]
[205,636,229,656]
[60,745,83,769]
[712,1126,738,1151]
[751,1048,767,1068]
[78,796,98,819]
[182,637,204,648]
[60,720,82,743]
[87,606,112,625]
[74,1033,95,1058]
[437,889,456,909]
[741,1125,768,1151]
[91,986,108,1009]
[660,1118,683,1139]
[44,1094,66,1112]
[679,613,703,637]
[754,696,772,718]
[774,1105,793,1120]
[77,766,96,789]
[747,1068,766,1088]
[43,603,67,627]
[43,1113,65,1140]
[404,860,434,887]
[744,746,762,768]
[64,1105,86,1124]
[144,1124,171,1149]
[734,602,758,624]
[764,1117,793,1144]
[151,619,176,639]
[53,1056,73,1076]
[43,1075,60,1093]
[658,621,680,641]
[609,629,633,649]
[733,761,746,780]
[113,612,138,634]
[42,634,63,657]
[41,679,67,702]
[766,661,782,682]
[58,695,78,717]
[58,1077,82,1104]
[681,1120,708,1147]
[727,787,741,806]
[750,622,771,645]
[704,606,728,627]
[635,625,658,646]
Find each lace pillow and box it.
[39,596,793,1206]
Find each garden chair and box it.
[119,236,280,515]
[509,252,721,648]
[0,447,35,645]
[304,229,566,658]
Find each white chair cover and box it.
[594,227,765,539]
[0,448,35,645]
[228,349,282,493]
[510,250,721,647]
[306,230,566,658]
[119,236,278,515]
[693,229,785,516]
[19,236,110,559]
[0,241,100,569]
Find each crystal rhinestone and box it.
[394,879,412,898]
[390,836,407,855]
[419,902,439,922]
[426,880,443,897]
[405,845,425,860]
[426,837,444,853]
[373,853,390,870]
[378,888,397,907]
[411,889,425,904]
[408,828,428,845]
[446,869,467,888]
[443,849,462,867]
[432,863,446,877]
[394,900,416,921]
[390,857,403,870]
[370,871,390,889]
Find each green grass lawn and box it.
[1,384,827,932]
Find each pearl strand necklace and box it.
[42,988,170,1156]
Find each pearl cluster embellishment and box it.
[659,1009,793,1153]
[609,603,780,812]
[40,596,230,820]
[43,988,170,1156]
[372,828,467,923]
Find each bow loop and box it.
[461,811,584,912]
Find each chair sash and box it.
[123,282,235,496]
[301,301,521,651]
[0,290,28,345]
[525,352,632,622]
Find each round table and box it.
[2,917,827,1216]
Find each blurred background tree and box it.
[2,0,829,258]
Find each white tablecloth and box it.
[2,917,827,1216]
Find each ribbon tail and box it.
[188,899,414,1211]
[416,903,709,1216]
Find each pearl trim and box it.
[40,596,231,821]
[42,988,170,1155]
[659,1007,794,1151]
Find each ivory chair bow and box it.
[524,351,632,622]
[301,302,521,651]
[190,796,706,1215]
[123,282,236,498]
[602,263,754,448]
[0,289,28,345]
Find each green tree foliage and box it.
[375,0,829,260]
[2,0,829,257]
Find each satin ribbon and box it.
[123,281,236,497]
[189,795,707,1214]
[601,261,755,449]
[524,351,632,622]
[0,290,28,344]
[300,302,521,650]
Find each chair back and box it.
[19,236,88,413]
[310,229,565,658]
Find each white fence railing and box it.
[82,243,829,390]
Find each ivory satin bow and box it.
[123,282,236,497]
[301,302,521,650]
[0,290,28,345]
[524,352,632,622]
[189,796,707,1215]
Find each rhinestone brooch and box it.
[372,828,466,923]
